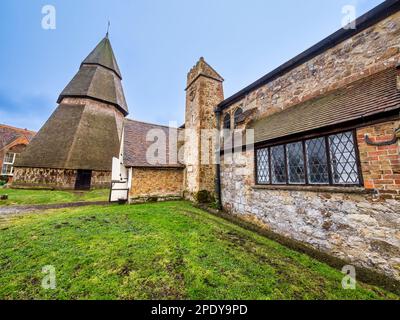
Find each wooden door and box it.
[75,170,92,190]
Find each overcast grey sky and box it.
[0,0,383,130]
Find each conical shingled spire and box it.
[57,36,128,116]
[81,36,122,79]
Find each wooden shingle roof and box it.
[15,103,121,171]
[57,36,128,116]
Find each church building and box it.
[11,1,400,281]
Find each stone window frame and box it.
[255,129,363,187]
[234,107,243,128]
[1,152,16,176]
[223,113,231,130]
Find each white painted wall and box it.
[110,128,130,202]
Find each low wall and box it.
[130,167,184,201]
[12,167,111,189]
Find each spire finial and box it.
[106,20,110,38]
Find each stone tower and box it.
[184,57,224,200]
[13,35,128,190]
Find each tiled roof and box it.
[123,119,184,168]
[251,68,400,143]
[0,124,35,150]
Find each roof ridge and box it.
[125,118,180,130]
[0,123,36,134]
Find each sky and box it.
[0,0,384,131]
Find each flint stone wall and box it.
[12,167,110,189]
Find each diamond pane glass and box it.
[329,132,359,185]
[256,148,270,184]
[286,142,305,184]
[306,138,329,184]
[271,145,286,184]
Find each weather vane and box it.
[106,20,110,37]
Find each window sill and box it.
[251,184,372,194]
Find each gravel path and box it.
[0,201,110,217]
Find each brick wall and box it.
[357,120,400,199]
[130,168,184,200]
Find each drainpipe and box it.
[397,62,400,91]
[214,107,223,210]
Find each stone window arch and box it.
[234,108,243,128]
[223,113,231,130]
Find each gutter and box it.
[216,0,400,112]
[214,108,223,210]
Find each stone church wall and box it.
[218,11,400,279]
[12,167,110,190]
[130,167,184,202]
[221,121,400,280]
[184,58,224,200]
[221,12,400,124]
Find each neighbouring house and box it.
[12,1,400,280]
[0,124,35,183]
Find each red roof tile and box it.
[0,124,35,151]
[123,119,184,168]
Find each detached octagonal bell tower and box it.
[13,35,128,190]
[184,57,224,200]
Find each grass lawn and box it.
[0,201,398,300]
[0,188,109,206]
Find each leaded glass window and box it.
[256,148,270,184]
[306,138,329,184]
[329,132,360,185]
[286,142,305,184]
[255,130,361,187]
[271,145,286,184]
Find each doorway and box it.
[75,170,92,190]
